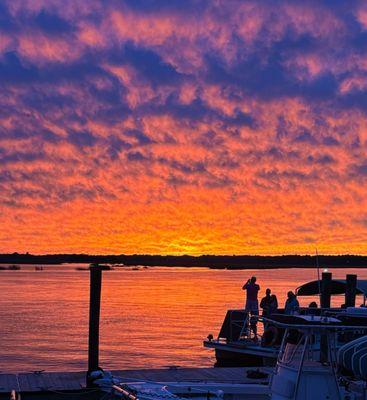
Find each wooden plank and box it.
[17,372,85,392]
[111,367,261,383]
[173,368,215,381]
[204,367,243,381]
[18,373,51,392]
[0,374,19,393]
[112,369,154,382]
[0,366,272,393]
[49,371,84,390]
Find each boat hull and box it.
[204,340,278,367]
[214,348,269,367]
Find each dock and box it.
[0,367,271,398]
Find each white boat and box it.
[92,315,367,399]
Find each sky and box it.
[0,0,366,255]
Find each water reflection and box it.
[0,266,365,372]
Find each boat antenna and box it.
[315,248,321,306]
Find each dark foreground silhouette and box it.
[0,253,366,268]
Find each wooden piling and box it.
[320,271,332,309]
[320,271,332,363]
[87,265,102,386]
[345,274,357,308]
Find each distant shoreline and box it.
[0,253,366,269]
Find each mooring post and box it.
[320,271,332,363]
[321,271,332,309]
[345,274,357,308]
[86,265,103,387]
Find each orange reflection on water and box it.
[0,265,365,373]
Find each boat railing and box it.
[215,307,367,345]
[216,310,250,342]
[260,316,367,331]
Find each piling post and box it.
[345,274,357,308]
[320,271,332,363]
[320,271,332,309]
[86,265,103,387]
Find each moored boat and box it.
[7,264,21,270]
[76,264,115,271]
[204,274,367,367]
[90,263,115,270]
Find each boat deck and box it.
[0,367,271,398]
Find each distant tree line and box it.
[0,253,366,268]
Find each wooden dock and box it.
[0,367,271,398]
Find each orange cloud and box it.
[0,0,366,255]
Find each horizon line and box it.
[2,252,367,257]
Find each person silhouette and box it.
[284,291,300,315]
[261,288,278,317]
[243,276,260,340]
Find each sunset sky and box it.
[0,0,366,255]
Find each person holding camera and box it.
[242,276,260,340]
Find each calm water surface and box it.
[0,265,365,373]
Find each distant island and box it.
[0,253,366,269]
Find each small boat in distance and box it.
[35,266,44,271]
[7,265,21,270]
[76,264,115,271]
[90,263,114,270]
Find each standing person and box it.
[270,294,278,314]
[260,288,273,317]
[284,291,300,315]
[242,276,260,340]
[308,301,318,315]
[260,289,278,330]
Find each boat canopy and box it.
[296,279,367,296]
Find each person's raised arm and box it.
[242,279,250,290]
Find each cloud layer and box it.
[0,0,366,255]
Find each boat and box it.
[90,263,115,270]
[76,264,115,271]
[204,276,367,367]
[35,266,44,271]
[7,264,21,270]
[92,316,367,399]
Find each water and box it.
[0,265,365,373]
